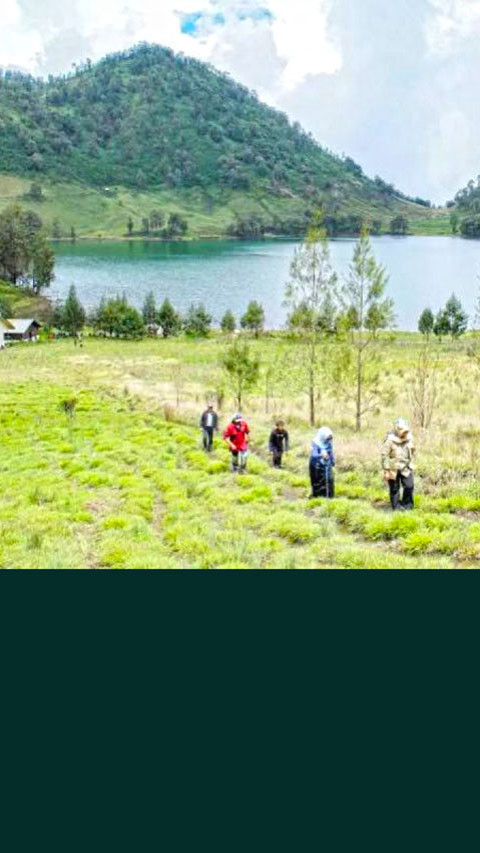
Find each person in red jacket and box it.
[223,414,250,473]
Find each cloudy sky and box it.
[2,0,480,202]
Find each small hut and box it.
[5,319,41,342]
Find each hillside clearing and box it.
[0,174,447,240]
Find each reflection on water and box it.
[51,236,480,331]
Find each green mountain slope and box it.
[0,43,441,237]
[447,177,480,237]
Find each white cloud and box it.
[204,1,341,92]
[427,0,480,54]
[0,0,43,69]
[268,0,341,89]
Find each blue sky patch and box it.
[237,7,273,23]
[180,5,272,38]
[180,12,204,36]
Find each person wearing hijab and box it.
[382,418,416,511]
[309,427,335,499]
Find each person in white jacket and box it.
[382,418,416,511]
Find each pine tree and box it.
[339,229,395,431]
[62,286,86,335]
[142,291,157,325]
[221,338,260,410]
[433,310,450,341]
[157,299,181,338]
[221,310,236,333]
[445,293,468,339]
[241,301,265,337]
[418,308,434,337]
[284,218,338,426]
[184,304,212,337]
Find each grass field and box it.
[0,280,51,321]
[0,173,450,239]
[1,333,480,569]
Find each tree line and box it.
[229,212,412,239]
[51,286,269,341]
[418,296,469,340]
[126,211,188,239]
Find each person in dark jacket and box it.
[269,421,290,468]
[200,405,219,453]
[309,427,335,499]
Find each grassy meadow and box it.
[0,173,449,240]
[0,280,51,321]
[1,333,480,569]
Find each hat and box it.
[233,413,243,422]
[394,418,409,435]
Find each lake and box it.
[51,236,480,331]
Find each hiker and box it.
[269,420,290,469]
[223,414,250,473]
[309,427,335,499]
[382,418,416,511]
[200,405,219,453]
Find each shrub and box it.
[94,296,145,338]
[402,532,435,554]
[264,512,318,544]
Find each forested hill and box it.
[449,176,480,237]
[0,43,436,237]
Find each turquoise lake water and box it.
[51,236,480,331]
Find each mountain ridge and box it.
[0,43,443,238]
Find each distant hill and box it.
[449,177,480,237]
[0,43,440,238]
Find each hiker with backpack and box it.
[200,405,219,453]
[269,420,290,469]
[223,414,250,473]
[382,418,416,511]
[309,427,335,499]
